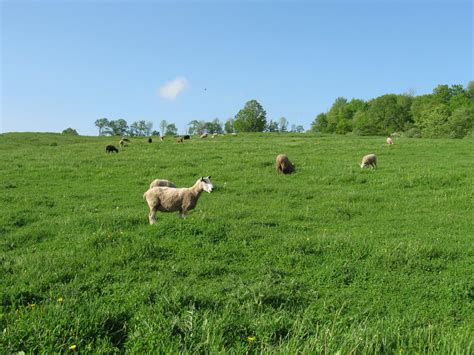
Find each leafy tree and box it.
[144,121,153,136]
[234,100,267,132]
[466,81,474,98]
[311,82,473,138]
[129,121,140,136]
[416,104,451,138]
[266,120,279,132]
[95,118,109,136]
[108,119,129,136]
[187,120,200,135]
[62,128,78,135]
[129,120,152,136]
[188,120,208,135]
[151,130,160,136]
[160,120,168,136]
[352,110,376,135]
[310,113,328,133]
[224,118,235,133]
[336,119,352,134]
[326,97,348,132]
[433,84,451,104]
[295,125,305,133]
[278,117,288,132]
[207,118,223,134]
[449,84,465,96]
[448,106,474,138]
[358,94,409,135]
[165,123,178,136]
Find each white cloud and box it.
[158,77,188,100]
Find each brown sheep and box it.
[275,154,295,174]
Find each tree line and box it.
[94,100,304,136]
[310,82,474,138]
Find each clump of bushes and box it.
[62,128,79,135]
[403,127,421,138]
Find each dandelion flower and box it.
[57,297,64,303]
[247,336,256,342]
[69,344,77,351]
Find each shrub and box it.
[404,127,421,138]
[62,128,79,135]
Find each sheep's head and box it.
[201,176,213,193]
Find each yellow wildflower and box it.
[57,297,64,303]
[247,336,256,342]
[69,344,77,351]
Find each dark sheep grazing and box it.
[183,135,191,140]
[276,154,295,174]
[148,137,153,143]
[106,145,119,153]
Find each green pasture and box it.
[0,132,472,353]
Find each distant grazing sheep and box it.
[119,139,128,148]
[177,136,184,143]
[148,137,153,143]
[386,137,393,145]
[360,154,377,168]
[105,145,119,153]
[275,154,295,174]
[143,176,214,224]
[200,133,208,138]
[160,136,164,141]
[212,133,217,138]
[183,135,191,140]
[231,132,237,136]
[149,179,177,189]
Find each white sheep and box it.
[386,137,393,145]
[143,176,214,224]
[149,179,177,189]
[360,154,377,168]
[200,133,208,138]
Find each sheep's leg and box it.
[178,209,187,219]
[149,206,158,225]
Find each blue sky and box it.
[1,0,472,135]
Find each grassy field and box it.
[0,132,472,353]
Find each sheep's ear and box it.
[208,175,211,179]
[201,177,204,181]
